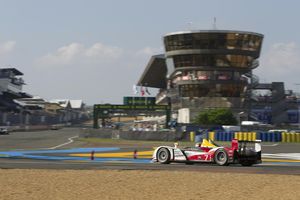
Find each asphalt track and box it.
[0,128,299,175]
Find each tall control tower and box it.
[138,30,264,121]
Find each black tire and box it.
[157,148,171,164]
[240,161,254,166]
[185,162,194,165]
[214,149,229,166]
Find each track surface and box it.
[0,128,299,175]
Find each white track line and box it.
[46,135,79,150]
[262,143,279,147]
[262,153,300,160]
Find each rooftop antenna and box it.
[212,17,217,30]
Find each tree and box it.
[193,108,237,125]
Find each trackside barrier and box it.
[212,132,256,141]
[233,132,256,141]
[214,132,235,141]
[190,131,195,142]
[209,132,215,141]
[281,132,300,143]
[297,134,300,143]
[192,131,300,142]
[258,132,282,142]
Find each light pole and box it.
[238,112,245,126]
[298,99,300,129]
[295,84,300,129]
[238,111,245,131]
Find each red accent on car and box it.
[231,139,239,150]
[200,147,211,152]
[188,154,212,161]
[188,155,200,160]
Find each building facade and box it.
[0,68,89,126]
[138,30,264,122]
[0,68,31,125]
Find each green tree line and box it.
[193,108,237,125]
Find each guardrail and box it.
[6,124,65,132]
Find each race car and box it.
[152,139,261,166]
[0,127,9,135]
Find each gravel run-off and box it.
[0,169,299,200]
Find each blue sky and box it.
[0,0,299,104]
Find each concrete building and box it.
[0,68,30,110]
[137,29,300,126]
[0,68,89,126]
[138,30,264,123]
[0,68,32,125]
[50,99,88,123]
[250,85,300,126]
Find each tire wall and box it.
[205,131,300,142]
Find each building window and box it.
[173,54,253,68]
[165,32,262,52]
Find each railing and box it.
[249,113,258,121]
[0,72,13,78]
[11,78,25,85]
[271,99,287,123]
[250,59,259,69]
[155,90,168,104]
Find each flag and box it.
[198,75,208,80]
[140,86,145,96]
[145,87,151,95]
[133,85,138,95]
[182,75,189,80]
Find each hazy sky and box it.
[0,0,300,105]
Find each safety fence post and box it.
[296,133,300,143]
[190,131,195,142]
[209,132,215,141]
[282,132,287,142]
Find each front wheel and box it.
[157,148,171,164]
[214,149,228,166]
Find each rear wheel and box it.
[157,148,171,164]
[214,149,228,166]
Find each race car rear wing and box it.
[255,140,262,152]
[231,139,261,152]
[237,140,262,152]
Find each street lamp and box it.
[294,84,300,129]
[238,111,245,131]
[298,99,300,129]
[238,112,245,126]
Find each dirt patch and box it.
[0,169,299,200]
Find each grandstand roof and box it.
[137,54,167,89]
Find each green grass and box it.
[79,137,193,145]
[79,137,300,148]
[78,137,231,147]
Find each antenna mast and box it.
[187,22,193,30]
[213,17,217,30]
